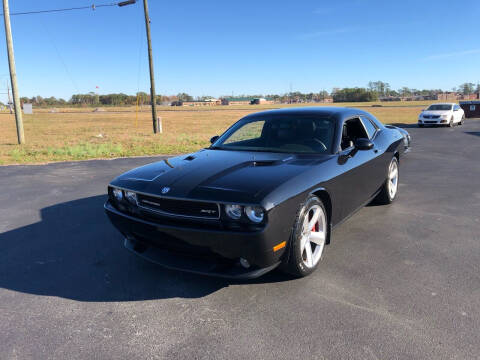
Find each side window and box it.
[360,116,377,139]
[341,118,369,150]
[223,120,265,145]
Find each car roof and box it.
[429,103,455,106]
[243,106,372,120]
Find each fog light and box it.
[239,258,250,268]
[112,188,123,202]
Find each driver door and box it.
[333,117,381,219]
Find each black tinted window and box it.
[361,117,377,138]
[428,104,452,111]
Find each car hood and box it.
[110,149,330,203]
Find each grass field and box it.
[0,102,429,165]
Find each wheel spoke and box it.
[390,168,398,180]
[304,241,313,267]
[300,235,308,250]
[308,207,320,230]
[309,231,325,245]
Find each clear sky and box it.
[0,0,479,102]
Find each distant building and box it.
[380,97,402,102]
[437,92,458,101]
[220,97,276,105]
[251,98,274,105]
[174,99,222,107]
[459,93,479,100]
[317,97,334,103]
[221,97,252,105]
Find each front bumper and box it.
[418,118,448,125]
[104,201,285,279]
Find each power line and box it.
[40,20,80,94]
[1,1,136,16]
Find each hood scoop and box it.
[252,160,277,167]
[184,155,196,161]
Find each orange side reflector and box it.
[273,241,286,252]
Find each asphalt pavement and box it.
[1,120,479,359]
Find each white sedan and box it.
[418,103,465,127]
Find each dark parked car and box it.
[105,107,410,279]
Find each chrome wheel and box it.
[300,204,326,268]
[388,159,399,199]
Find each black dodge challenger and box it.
[105,107,411,279]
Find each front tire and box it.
[449,116,454,127]
[418,123,424,128]
[374,157,399,205]
[281,196,328,277]
[460,115,465,125]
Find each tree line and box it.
[15,81,480,107]
[19,92,176,107]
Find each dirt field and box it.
[0,102,430,165]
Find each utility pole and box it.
[2,0,25,144]
[142,0,159,134]
[6,81,12,113]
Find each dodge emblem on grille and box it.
[161,187,170,194]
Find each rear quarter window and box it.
[361,116,378,138]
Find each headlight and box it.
[225,204,242,219]
[245,206,264,223]
[125,191,137,205]
[441,114,449,119]
[112,188,123,202]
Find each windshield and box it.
[212,115,335,154]
[427,104,452,111]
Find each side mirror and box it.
[354,138,374,151]
[210,135,219,144]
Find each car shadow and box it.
[389,123,420,129]
[0,195,293,302]
[464,131,480,137]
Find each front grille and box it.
[137,194,220,219]
[425,121,437,124]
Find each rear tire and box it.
[374,157,399,205]
[281,196,328,277]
